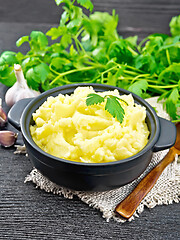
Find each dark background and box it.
[0,1,180,239]
[0,0,180,53]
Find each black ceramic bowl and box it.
[8,83,176,191]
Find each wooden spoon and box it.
[115,123,180,219]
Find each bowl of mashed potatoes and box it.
[8,83,176,191]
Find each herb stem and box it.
[123,70,140,76]
[131,74,154,84]
[172,119,180,123]
[74,37,95,62]
[88,66,118,84]
[75,27,84,38]
[50,66,96,85]
[138,36,149,51]
[49,64,59,75]
[166,49,171,65]
[102,66,118,75]
[127,46,138,56]
[124,65,145,74]
[83,60,104,67]
[74,37,81,53]
[148,88,166,93]
[148,84,178,89]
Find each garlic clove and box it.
[0,98,7,128]
[0,130,18,147]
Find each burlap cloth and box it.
[23,97,180,223]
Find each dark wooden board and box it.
[0,0,180,51]
[0,0,179,33]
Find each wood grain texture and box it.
[0,130,180,240]
[0,0,179,37]
[115,148,179,219]
[0,0,180,239]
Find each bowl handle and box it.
[8,98,33,130]
[153,117,176,152]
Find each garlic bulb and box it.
[5,64,40,107]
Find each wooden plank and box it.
[0,0,179,36]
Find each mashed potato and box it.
[30,87,149,163]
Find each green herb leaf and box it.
[169,15,180,37]
[34,63,50,83]
[46,26,66,40]
[143,36,163,56]
[111,95,128,106]
[105,95,125,123]
[16,52,25,62]
[158,63,180,83]
[105,72,117,86]
[128,80,148,97]
[24,63,50,91]
[135,53,157,74]
[60,11,69,26]
[30,31,48,53]
[165,88,179,119]
[67,18,81,30]
[0,51,18,65]
[86,93,105,106]
[60,33,72,48]
[108,39,134,65]
[55,0,64,6]
[77,0,93,11]
[125,36,138,48]
[21,57,40,70]
[86,93,126,123]
[16,36,29,47]
[0,65,16,86]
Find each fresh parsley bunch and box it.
[0,0,179,122]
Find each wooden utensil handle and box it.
[115,148,176,219]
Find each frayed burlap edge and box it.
[24,154,180,223]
